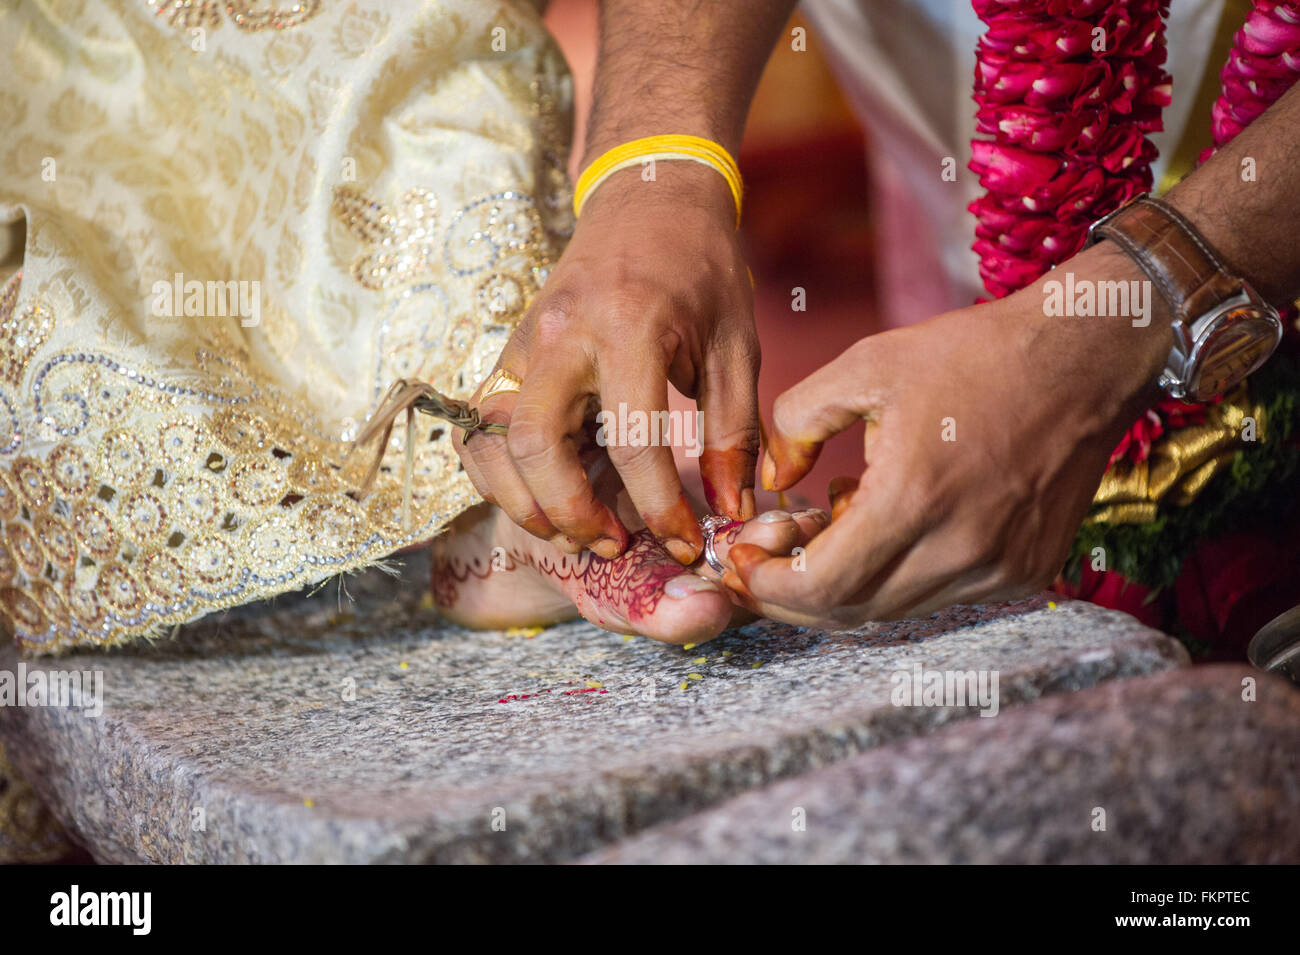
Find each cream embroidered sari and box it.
[0,0,573,659]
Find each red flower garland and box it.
[970,0,1171,305]
[971,1,1300,468]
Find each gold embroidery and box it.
[330,185,560,403]
[0,275,53,387]
[146,0,323,33]
[333,185,442,291]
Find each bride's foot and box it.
[430,503,827,644]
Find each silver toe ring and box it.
[699,514,737,575]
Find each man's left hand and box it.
[724,243,1171,627]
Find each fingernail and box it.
[664,574,720,599]
[591,537,623,560]
[760,452,776,491]
[665,538,700,564]
[739,487,756,520]
[792,508,829,525]
[757,509,792,524]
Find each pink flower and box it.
[969,141,1061,192]
[1242,3,1300,55]
[977,104,1085,151]
[977,57,1048,104]
[1095,124,1149,171]
[1053,164,1110,214]
[1026,62,1091,107]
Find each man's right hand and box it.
[455,160,760,564]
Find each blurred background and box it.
[545,2,876,511]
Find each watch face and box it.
[1186,307,1281,401]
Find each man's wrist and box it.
[575,157,738,228]
[581,123,743,173]
[1015,241,1173,437]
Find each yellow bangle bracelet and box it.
[573,134,743,228]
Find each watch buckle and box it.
[1085,192,1150,247]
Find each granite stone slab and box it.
[0,557,1187,863]
[582,665,1300,864]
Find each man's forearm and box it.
[1167,81,1300,307]
[583,0,797,164]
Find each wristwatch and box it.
[1085,194,1283,402]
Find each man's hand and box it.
[456,0,795,562]
[724,243,1172,627]
[725,76,1300,627]
[457,164,758,563]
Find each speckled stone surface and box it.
[0,556,1187,863]
[582,665,1300,864]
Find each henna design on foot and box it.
[431,529,687,625]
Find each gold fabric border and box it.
[1089,384,1265,524]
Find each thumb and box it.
[761,344,877,492]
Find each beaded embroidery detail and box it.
[146,0,324,32]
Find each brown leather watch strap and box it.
[1087,196,1242,323]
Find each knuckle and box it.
[606,438,666,477]
[773,390,837,443]
[499,499,544,528]
[598,301,680,353]
[600,282,658,321]
[649,324,685,362]
[709,424,761,457]
[465,430,511,469]
[544,505,594,533]
[505,421,554,467]
[475,405,512,429]
[531,293,582,347]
